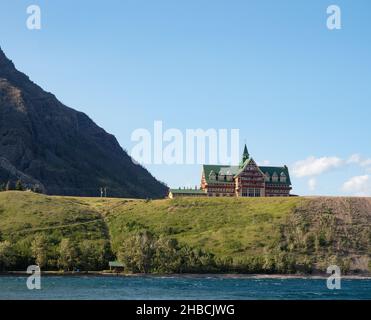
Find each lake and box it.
[0,275,370,300]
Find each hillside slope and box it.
[0,47,167,198]
[0,192,369,273]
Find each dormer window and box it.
[209,170,216,181]
[272,172,278,182]
[280,172,286,183]
[225,170,232,181]
[265,172,270,182]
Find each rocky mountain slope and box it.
[0,47,167,198]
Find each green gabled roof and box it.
[170,188,206,195]
[219,166,240,175]
[202,163,292,185]
[260,166,291,185]
[202,165,239,184]
[203,165,240,176]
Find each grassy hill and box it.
[0,191,369,274]
[105,197,301,258]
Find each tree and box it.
[58,238,79,271]
[177,246,216,273]
[117,231,156,273]
[153,237,181,273]
[0,241,16,271]
[15,180,24,191]
[79,240,111,271]
[31,234,48,268]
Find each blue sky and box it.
[1,0,371,195]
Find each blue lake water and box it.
[0,276,370,300]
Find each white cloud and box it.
[293,154,371,195]
[342,175,370,196]
[346,154,371,167]
[308,178,317,191]
[293,156,343,178]
[361,159,371,167]
[347,154,361,164]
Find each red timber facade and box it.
[201,145,292,197]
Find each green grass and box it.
[0,191,109,243]
[0,192,303,261]
[105,197,304,260]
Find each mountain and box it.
[0,47,168,198]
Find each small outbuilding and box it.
[109,261,124,272]
[168,188,207,199]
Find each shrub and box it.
[31,234,49,268]
[58,238,80,271]
[79,240,111,270]
[0,241,17,271]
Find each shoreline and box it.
[1,271,370,280]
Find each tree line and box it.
[115,231,317,274]
[116,231,217,273]
[0,232,112,272]
[0,180,42,193]
[1,228,348,274]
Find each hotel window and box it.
[265,173,270,182]
[280,172,286,183]
[242,188,248,197]
[209,171,216,181]
[254,189,261,197]
[272,172,278,182]
[248,188,255,197]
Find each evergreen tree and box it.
[15,180,24,191]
